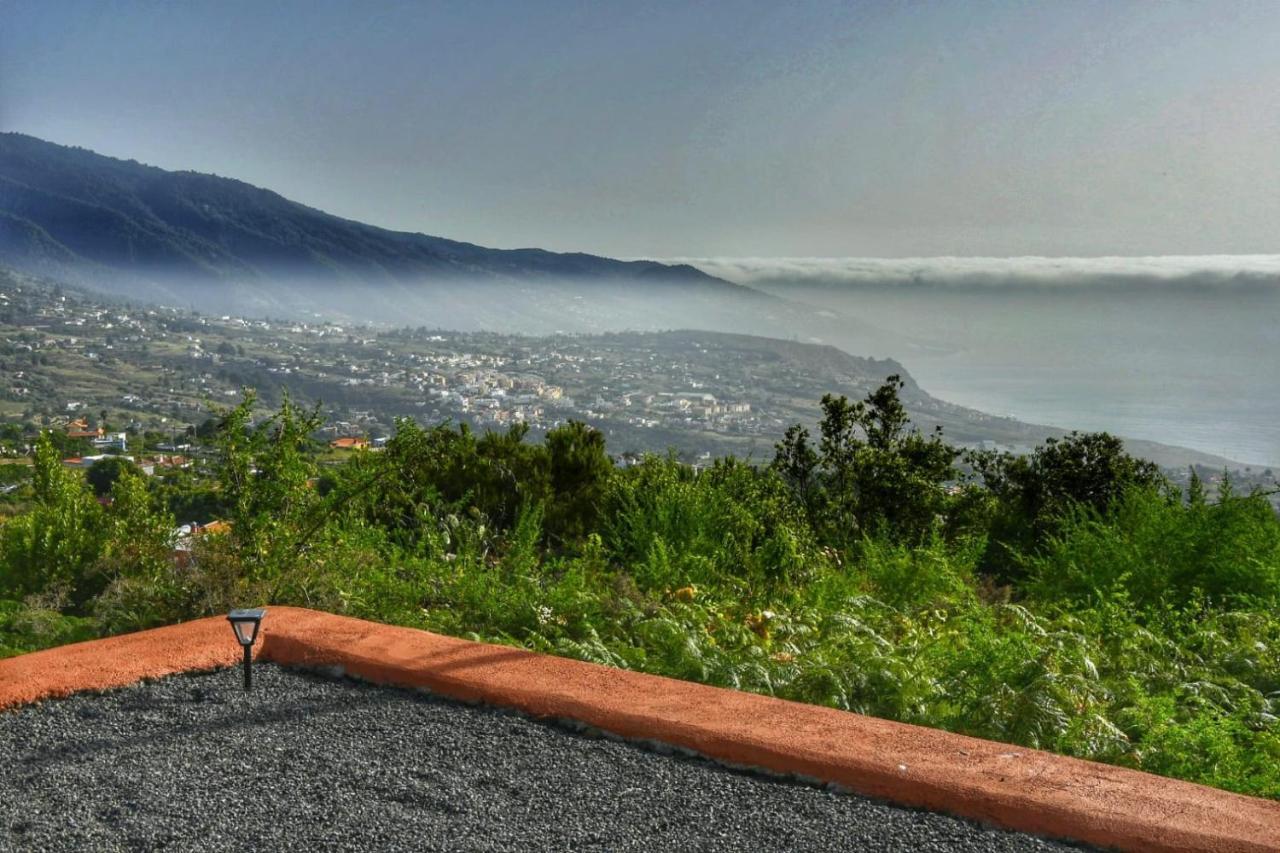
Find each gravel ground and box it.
[0,664,1089,852]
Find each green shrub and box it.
[1026,486,1280,610]
[0,598,97,658]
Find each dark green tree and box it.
[969,431,1167,581]
[771,423,819,522]
[86,456,142,497]
[195,416,222,442]
[544,420,612,542]
[776,376,959,546]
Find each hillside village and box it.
[1,275,776,456]
[1,271,1275,508]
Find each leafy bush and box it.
[0,597,96,658]
[0,434,105,607]
[1025,486,1280,610]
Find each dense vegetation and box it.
[2,379,1278,799]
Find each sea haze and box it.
[685,256,1280,469]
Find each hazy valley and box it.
[1,134,1272,471]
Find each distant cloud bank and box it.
[670,256,1280,289]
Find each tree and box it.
[969,431,1167,581]
[195,416,222,442]
[86,456,142,497]
[544,420,612,542]
[43,430,92,458]
[772,423,819,522]
[93,466,180,632]
[775,376,959,546]
[472,423,551,530]
[1187,468,1207,508]
[0,433,105,607]
[208,390,324,597]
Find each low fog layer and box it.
[75,254,1280,467]
[679,255,1280,290]
[75,269,907,358]
[678,256,1280,468]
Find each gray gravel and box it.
[0,664,1089,852]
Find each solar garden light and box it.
[227,608,266,691]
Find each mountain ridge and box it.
[0,132,735,290]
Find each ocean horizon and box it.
[687,256,1280,469]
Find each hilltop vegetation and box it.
[2,380,1278,800]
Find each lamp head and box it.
[227,608,266,647]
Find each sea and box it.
[688,257,1280,469]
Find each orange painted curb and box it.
[3,607,1278,852]
[0,615,242,711]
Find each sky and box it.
[3,0,1280,258]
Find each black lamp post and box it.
[227,608,266,691]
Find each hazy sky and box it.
[3,1,1279,258]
